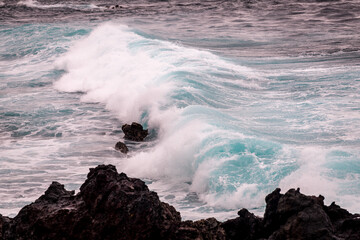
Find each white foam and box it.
[17,0,38,8]
[54,22,260,129]
[54,22,264,217]
[279,146,360,214]
[17,0,103,10]
[55,24,172,122]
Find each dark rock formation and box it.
[0,215,10,240]
[177,218,226,240]
[122,122,148,141]
[221,187,360,240]
[115,141,128,154]
[324,202,360,240]
[221,208,263,240]
[0,165,223,240]
[0,165,359,240]
[263,188,336,240]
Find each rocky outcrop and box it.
[122,122,148,141]
[221,187,360,240]
[221,208,263,240]
[262,188,336,240]
[0,165,223,240]
[114,141,128,154]
[0,165,180,240]
[0,165,359,240]
[177,218,226,240]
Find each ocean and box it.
[0,0,359,220]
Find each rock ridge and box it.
[0,164,359,240]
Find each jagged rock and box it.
[324,202,360,240]
[79,165,180,239]
[1,166,360,240]
[176,218,226,240]
[264,188,337,240]
[221,208,263,240]
[3,182,85,240]
[0,215,10,240]
[263,187,282,235]
[115,141,128,154]
[223,188,360,240]
[1,165,181,240]
[122,122,148,141]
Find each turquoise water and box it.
[1,0,360,220]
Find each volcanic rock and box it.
[1,165,180,240]
[1,165,360,240]
[265,188,335,240]
[115,141,128,154]
[176,218,226,240]
[221,208,263,240]
[122,122,148,141]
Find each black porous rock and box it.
[324,202,360,240]
[1,165,181,240]
[262,188,360,240]
[122,122,148,141]
[222,187,360,240]
[115,141,128,154]
[221,208,263,240]
[0,215,10,240]
[105,4,123,10]
[0,165,227,240]
[1,166,360,240]
[265,188,335,240]
[176,218,226,240]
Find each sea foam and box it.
[54,22,360,219]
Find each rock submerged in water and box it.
[122,122,148,141]
[0,164,359,240]
[115,141,128,154]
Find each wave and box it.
[54,22,360,219]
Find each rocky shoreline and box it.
[0,164,359,240]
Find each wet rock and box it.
[176,218,226,240]
[0,215,10,240]
[79,165,181,240]
[105,5,123,10]
[223,188,360,240]
[324,202,360,240]
[115,141,128,154]
[264,188,338,240]
[1,166,360,240]
[2,182,84,240]
[122,122,148,141]
[221,208,262,240]
[1,165,180,240]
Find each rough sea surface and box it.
[0,0,359,220]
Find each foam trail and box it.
[17,0,102,10]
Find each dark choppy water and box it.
[0,0,359,220]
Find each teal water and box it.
[1,0,360,220]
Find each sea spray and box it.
[53,22,360,219]
[53,23,295,218]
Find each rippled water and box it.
[0,0,359,220]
